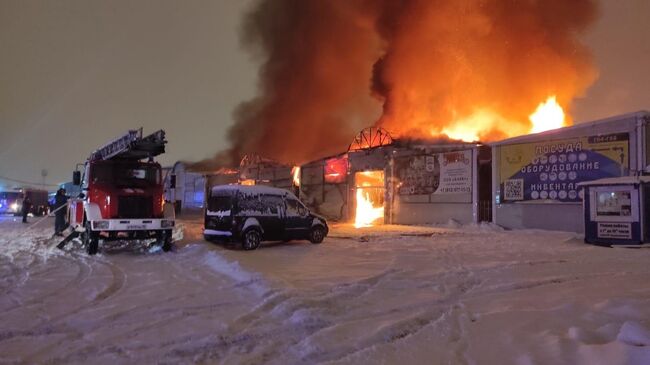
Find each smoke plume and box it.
[192,0,598,170]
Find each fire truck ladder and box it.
[89,128,167,161]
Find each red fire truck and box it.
[65,129,175,255]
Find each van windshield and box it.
[208,195,232,212]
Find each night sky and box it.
[0,0,648,190]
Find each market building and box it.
[298,127,493,226]
[165,156,292,215]
[491,111,650,232]
[163,162,210,214]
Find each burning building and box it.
[298,127,492,227]
[237,154,294,190]
[186,1,650,233]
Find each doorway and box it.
[354,171,385,227]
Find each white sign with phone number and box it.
[436,150,472,194]
[597,222,632,239]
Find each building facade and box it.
[492,111,650,232]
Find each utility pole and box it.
[41,169,48,190]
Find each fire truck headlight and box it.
[93,220,110,230]
[161,220,175,228]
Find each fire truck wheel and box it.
[242,229,261,250]
[84,223,99,255]
[309,226,326,244]
[162,235,173,252]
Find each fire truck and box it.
[0,189,48,216]
[65,128,175,255]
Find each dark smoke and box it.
[191,0,598,171]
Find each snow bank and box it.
[618,321,650,347]
[201,249,269,296]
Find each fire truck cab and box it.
[68,129,175,255]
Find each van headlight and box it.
[161,220,175,228]
[93,220,110,230]
[11,203,19,211]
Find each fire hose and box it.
[6,202,72,245]
[21,202,69,231]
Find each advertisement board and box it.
[499,133,628,203]
[396,150,472,196]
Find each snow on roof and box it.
[577,175,650,187]
[491,110,649,147]
[211,184,297,198]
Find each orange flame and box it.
[438,109,526,143]
[291,166,301,186]
[529,96,565,133]
[354,189,384,228]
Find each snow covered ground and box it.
[1,215,650,364]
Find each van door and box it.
[205,194,233,232]
[284,197,311,239]
[256,194,285,240]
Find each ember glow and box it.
[529,96,566,134]
[324,156,348,184]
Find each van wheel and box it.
[84,223,99,255]
[309,226,326,244]
[242,229,261,250]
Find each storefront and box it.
[297,127,491,225]
[492,111,650,232]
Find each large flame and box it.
[529,96,566,133]
[354,188,384,228]
[438,109,527,143]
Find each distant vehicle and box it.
[204,185,328,250]
[25,189,49,216]
[0,189,49,216]
[0,191,22,215]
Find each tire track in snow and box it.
[15,252,130,364]
[0,255,91,314]
[301,246,484,364]
[167,267,403,364]
[0,251,126,349]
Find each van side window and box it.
[208,195,232,212]
[286,198,307,217]
[238,194,262,213]
[261,194,284,215]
